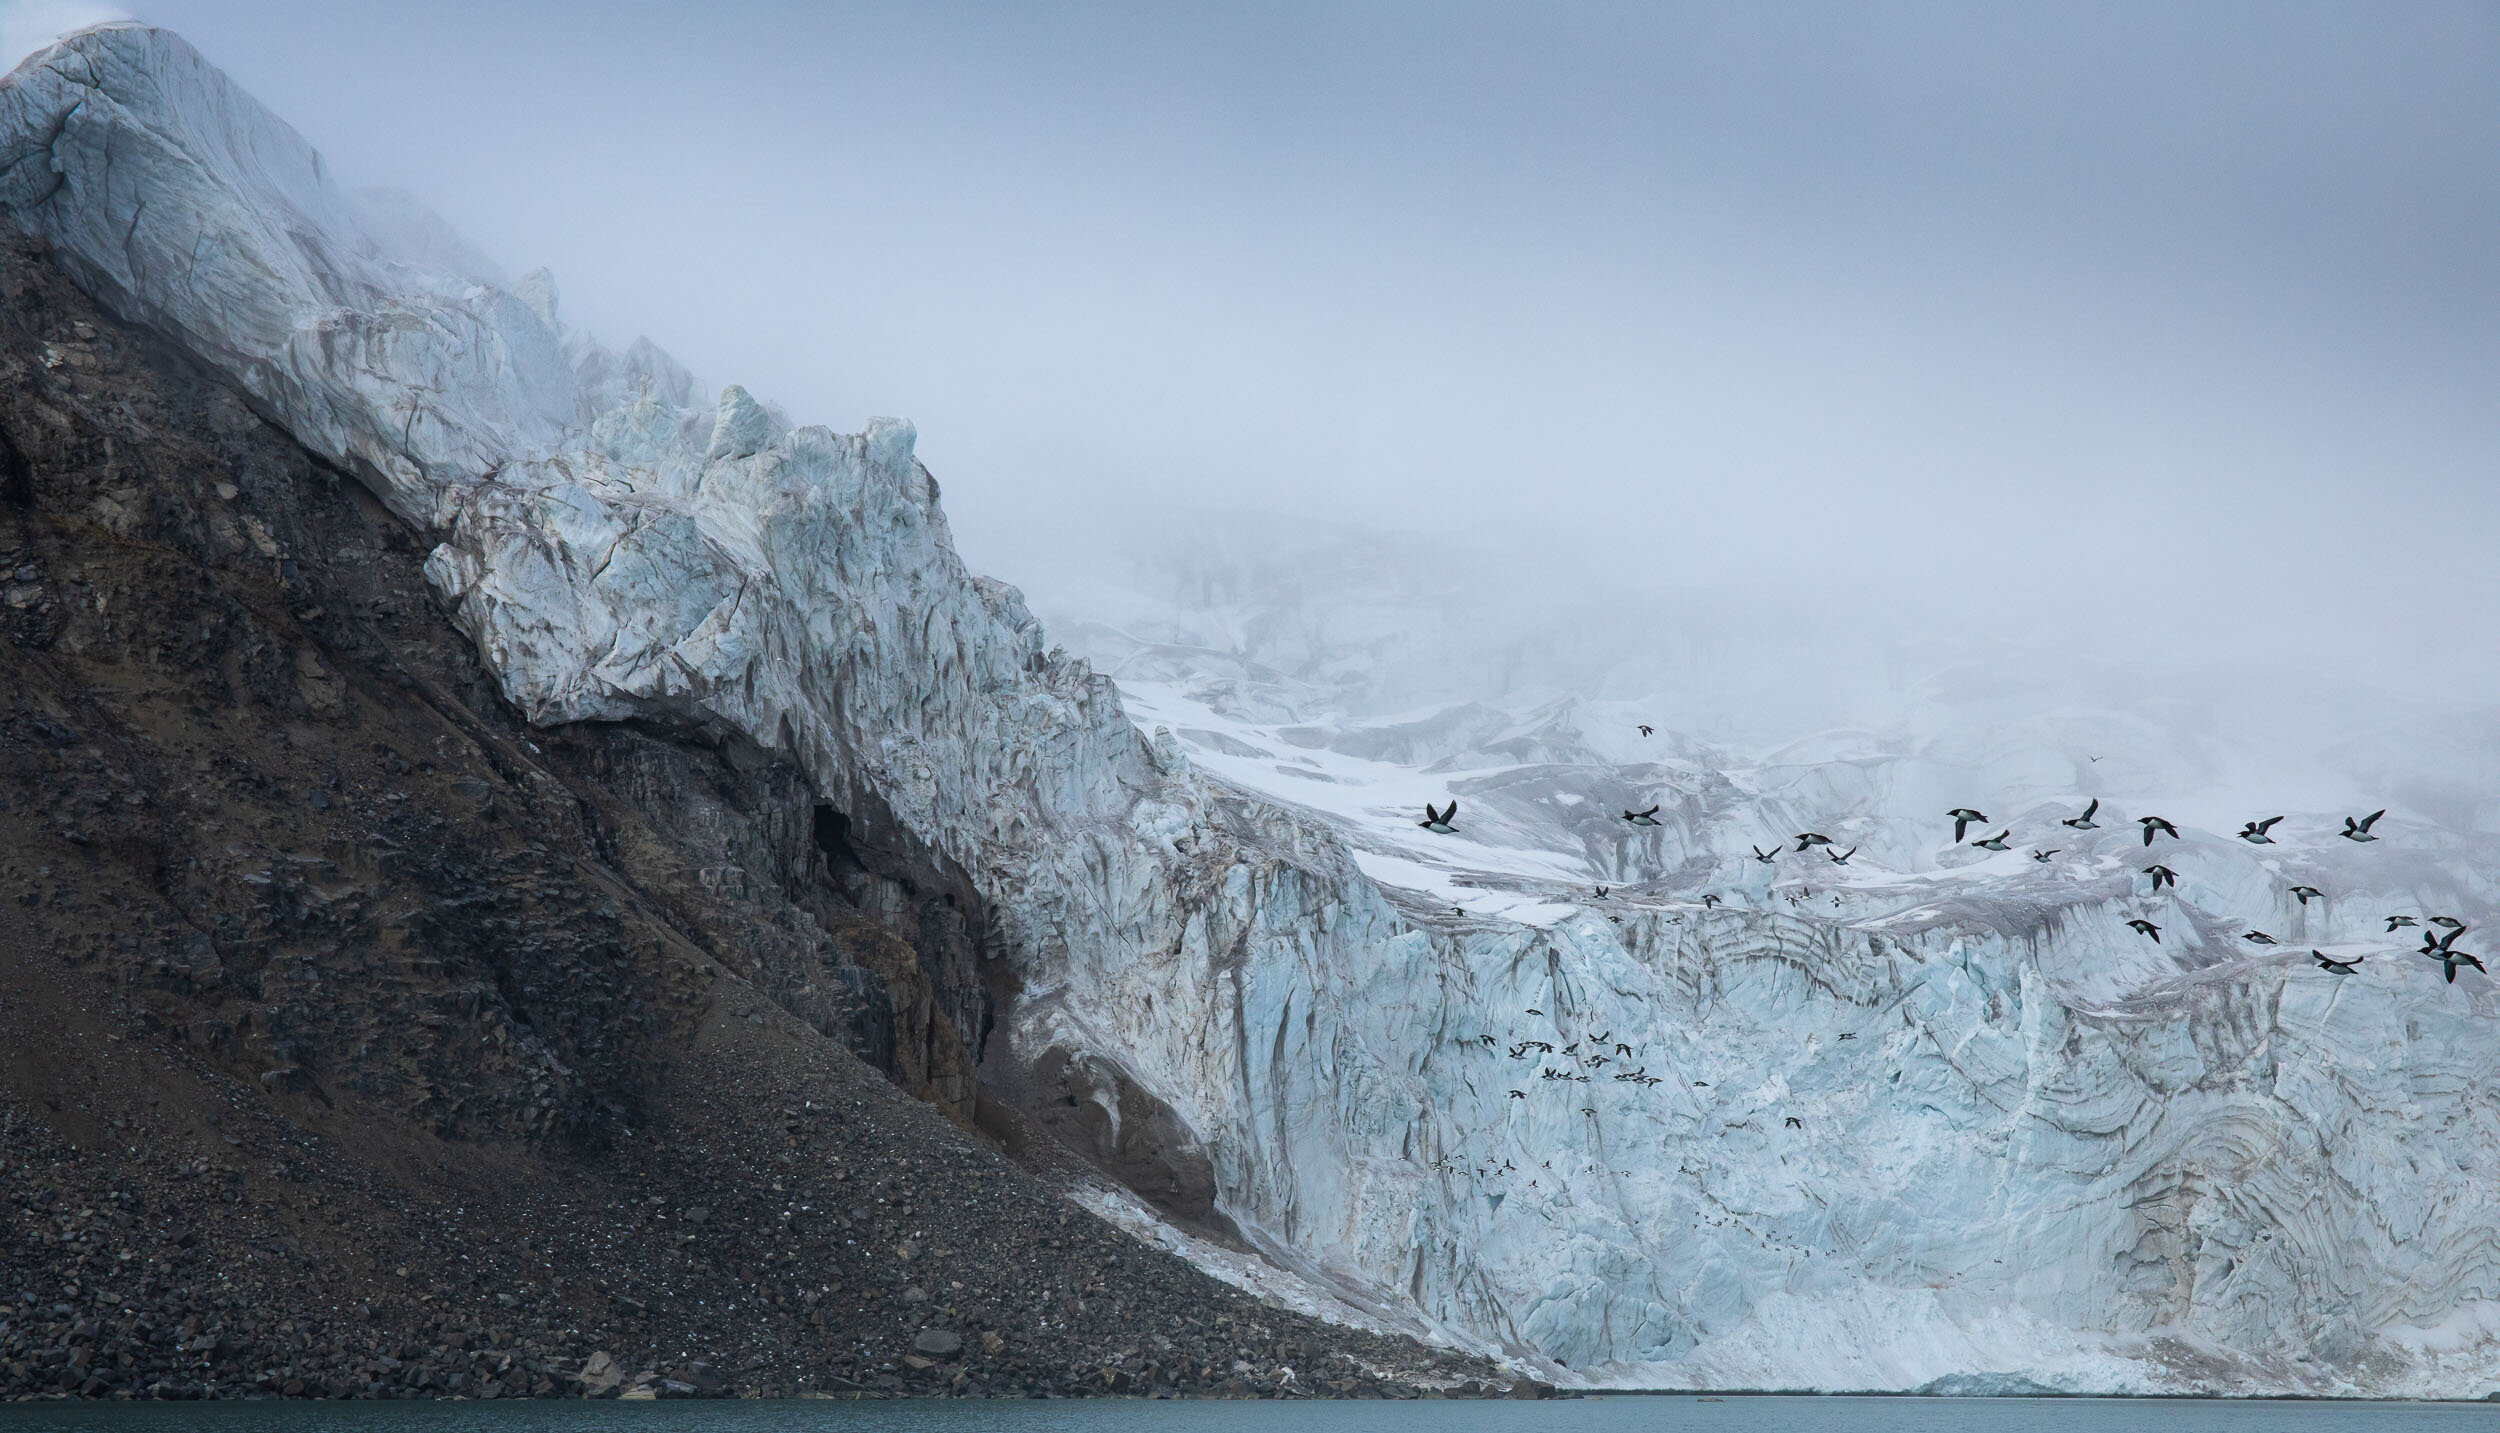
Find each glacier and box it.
[7,21,2500,1396]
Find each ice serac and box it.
[10,22,2500,1397]
[0,23,572,525]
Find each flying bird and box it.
[2386,915,2418,932]
[2341,810,2385,842]
[1972,830,2012,851]
[2031,849,2059,862]
[2428,916,2466,931]
[2429,949,2486,984]
[1784,1116,1802,1129]
[2062,799,2100,831]
[1593,885,1609,899]
[1419,801,1459,834]
[2127,919,2162,943]
[1947,809,1987,843]
[2237,817,2285,845]
[1637,724,1653,737]
[2243,930,2279,945]
[1827,846,1855,865]
[2138,816,2180,846]
[2313,951,2363,974]
[1701,894,1722,909]
[2288,885,2324,905]
[1751,845,1780,864]
[1508,1090,1525,1100]
[1795,832,1833,851]
[2144,865,2178,892]
[1623,805,1663,827]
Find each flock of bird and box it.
[1413,739,2480,989]
[1918,798,2479,985]
[1405,733,2479,1216]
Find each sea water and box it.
[2,1398,2495,1433]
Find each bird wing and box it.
[2361,808,2385,831]
[2259,816,2283,832]
[1446,800,1459,822]
[2083,798,2098,819]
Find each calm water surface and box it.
[1,1399,2494,1433]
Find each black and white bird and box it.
[2062,798,2101,831]
[1637,724,1653,738]
[2386,915,2419,932]
[1973,829,2013,851]
[2313,951,2364,974]
[2243,930,2279,945]
[1624,805,1663,827]
[1827,845,1856,865]
[2341,810,2385,843]
[2289,885,2325,905]
[2127,919,2162,943]
[1419,801,1459,834]
[2428,948,2486,984]
[2145,864,2178,892]
[2138,816,2181,846]
[1947,808,1988,843]
[2429,916,2466,932]
[2237,817,2285,845]
[1701,894,1722,909]
[2031,849,2058,862]
[1751,844,1780,864]
[1795,832,1833,851]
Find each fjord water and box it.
[3,1402,2495,1433]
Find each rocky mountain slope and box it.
[0,222,1498,1401]
[5,20,2500,1398]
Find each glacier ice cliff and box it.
[8,22,2500,1395]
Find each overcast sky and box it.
[7,1,2497,729]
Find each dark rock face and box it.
[0,227,1504,1401]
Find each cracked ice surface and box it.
[10,23,2500,1395]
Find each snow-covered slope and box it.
[8,23,2500,1396]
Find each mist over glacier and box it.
[41,0,2500,761]
[9,1,2500,1397]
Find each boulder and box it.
[575,1351,621,1397]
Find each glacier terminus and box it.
[6,21,2500,1398]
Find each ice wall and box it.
[8,23,2500,1395]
